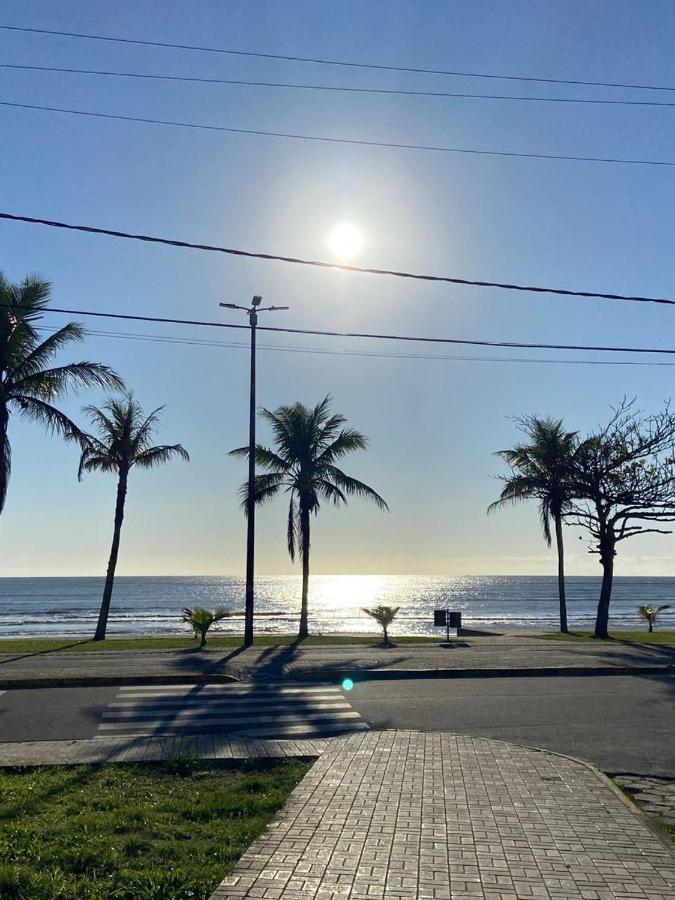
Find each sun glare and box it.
[327,222,364,262]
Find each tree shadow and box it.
[0,760,101,820]
[0,640,92,665]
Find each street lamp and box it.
[220,296,289,646]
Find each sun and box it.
[327,222,364,262]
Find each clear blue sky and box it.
[1,0,674,577]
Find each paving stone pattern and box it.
[613,775,675,828]
[211,730,675,900]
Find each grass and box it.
[0,757,310,899]
[2,631,672,654]
[535,630,675,644]
[0,633,440,653]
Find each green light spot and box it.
[342,678,354,692]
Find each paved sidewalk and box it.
[1,636,673,687]
[0,733,329,766]
[211,731,675,900]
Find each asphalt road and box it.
[0,674,672,775]
[347,673,675,775]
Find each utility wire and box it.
[5,63,675,108]
[2,211,674,307]
[2,99,674,168]
[24,304,675,356]
[2,23,674,94]
[36,324,675,367]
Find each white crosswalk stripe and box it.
[96,682,368,738]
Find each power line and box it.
[5,62,675,109]
[3,99,674,168]
[36,324,675,367]
[2,23,674,94]
[25,304,675,355]
[2,212,674,307]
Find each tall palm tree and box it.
[78,395,189,641]
[231,397,388,640]
[488,417,579,633]
[0,272,123,515]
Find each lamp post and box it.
[220,296,289,646]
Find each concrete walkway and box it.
[211,731,675,900]
[0,733,329,766]
[1,636,673,687]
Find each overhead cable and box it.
[1,213,674,307]
[4,63,675,108]
[20,304,675,356]
[2,100,673,168]
[2,24,674,94]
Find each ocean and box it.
[0,575,673,638]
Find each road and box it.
[346,674,674,775]
[0,674,672,775]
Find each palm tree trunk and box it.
[554,513,568,633]
[94,468,128,641]
[299,507,310,640]
[594,531,615,639]
[0,403,9,515]
[648,620,653,633]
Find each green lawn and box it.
[0,758,310,900]
[536,630,675,644]
[0,633,439,653]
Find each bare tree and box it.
[569,401,675,638]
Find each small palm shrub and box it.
[362,605,400,644]
[181,607,231,647]
[637,604,670,633]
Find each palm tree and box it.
[0,272,123,516]
[637,604,670,633]
[363,605,400,645]
[231,397,388,640]
[78,395,189,641]
[488,417,579,634]
[182,607,232,648]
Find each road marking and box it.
[97,683,368,738]
[107,698,350,711]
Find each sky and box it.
[1,0,675,578]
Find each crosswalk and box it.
[96,682,368,739]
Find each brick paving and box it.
[210,731,675,900]
[613,775,675,828]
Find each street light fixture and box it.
[220,296,289,646]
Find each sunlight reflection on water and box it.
[1,575,674,638]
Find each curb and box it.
[282,663,675,682]
[1,663,672,689]
[0,673,240,690]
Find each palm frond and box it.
[79,396,187,480]
[287,494,297,561]
[315,478,348,507]
[317,428,368,465]
[8,323,84,381]
[324,466,389,511]
[239,472,285,512]
[13,396,84,441]
[134,443,190,469]
[131,406,164,454]
[16,362,124,398]
[0,418,11,515]
[78,443,120,480]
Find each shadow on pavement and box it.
[0,640,92,665]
